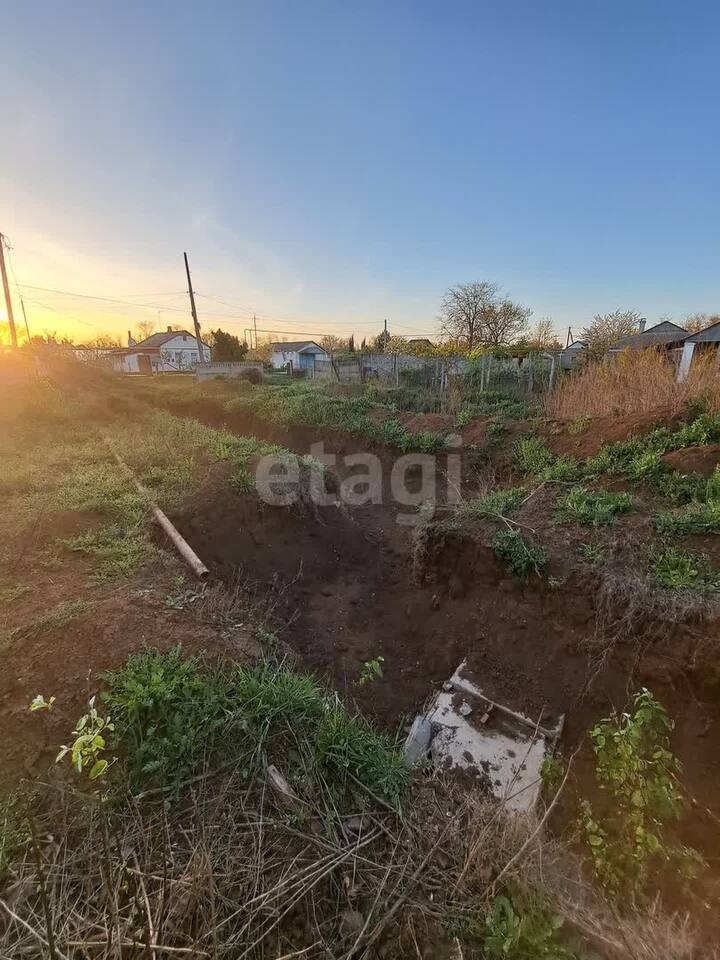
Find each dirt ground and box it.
[155,396,720,849]
[2,381,720,864]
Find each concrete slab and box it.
[423,660,563,813]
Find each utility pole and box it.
[253,312,258,351]
[20,296,31,342]
[566,326,573,348]
[0,233,18,348]
[183,252,205,363]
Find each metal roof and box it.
[610,320,687,351]
[134,330,209,348]
[271,340,325,352]
[685,320,720,343]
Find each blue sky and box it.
[1,0,718,343]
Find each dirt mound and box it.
[547,410,683,459]
[459,416,491,446]
[401,412,453,433]
[662,444,720,476]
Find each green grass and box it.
[579,541,606,566]
[63,526,152,581]
[224,381,447,452]
[456,487,526,522]
[492,528,548,579]
[514,437,582,482]
[555,487,633,526]
[101,647,410,804]
[651,547,720,592]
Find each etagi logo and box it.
[254,437,463,526]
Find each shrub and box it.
[581,689,696,896]
[555,487,633,526]
[484,891,573,959]
[650,546,719,592]
[239,367,262,384]
[492,528,548,579]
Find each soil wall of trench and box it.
[153,393,720,845]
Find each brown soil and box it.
[401,412,454,433]
[0,555,259,784]
[662,443,720,476]
[546,410,685,459]
[4,385,720,864]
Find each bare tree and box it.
[319,334,346,353]
[83,333,122,349]
[683,312,720,334]
[439,281,531,349]
[479,298,532,347]
[439,281,498,350]
[582,309,643,357]
[528,317,559,351]
[134,318,157,342]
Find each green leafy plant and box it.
[228,466,255,494]
[455,408,472,428]
[580,689,696,895]
[626,450,665,481]
[29,694,55,712]
[484,892,573,959]
[457,486,526,522]
[101,646,235,795]
[540,753,565,796]
[653,499,720,536]
[56,697,116,781]
[514,437,556,475]
[555,487,633,527]
[492,529,548,579]
[357,656,384,685]
[650,546,719,592]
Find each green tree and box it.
[209,329,248,362]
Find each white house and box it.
[111,328,211,374]
[270,340,329,372]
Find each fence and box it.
[196,361,264,381]
[312,350,558,406]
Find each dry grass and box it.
[547,349,720,420]
[1,772,708,959]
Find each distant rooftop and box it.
[610,320,687,351]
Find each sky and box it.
[1,0,719,346]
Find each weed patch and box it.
[457,487,526,523]
[650,547,719,592]
[492,529,548,579]
[101,647,408,804]
[654,500,720,536]
[555,487,633,526]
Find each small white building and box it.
[270,340,329,373]
[111,328,211,374]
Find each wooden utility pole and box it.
[183,251,205,362]
[253,312,258,351]
[0,233,18,348]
